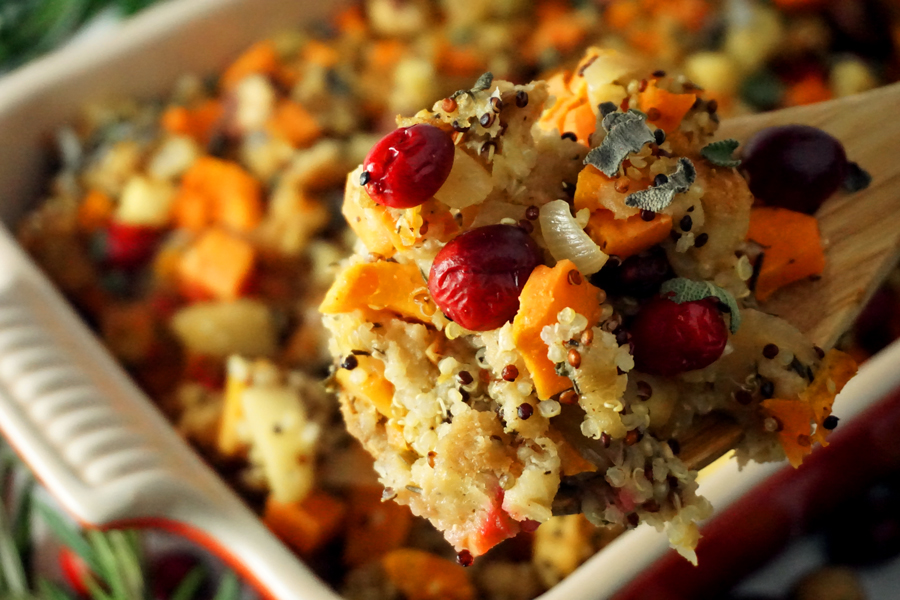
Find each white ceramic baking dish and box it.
[1,2,900,599]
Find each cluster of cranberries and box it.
[361,118,855,375]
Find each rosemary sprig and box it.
[1,444,243,600]
[0,0,159,72]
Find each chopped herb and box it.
[701,139,741,168]
[843,161,872,192]
[660,277,742,333]
[554,361,570,377]
[625,157,696,213]
[472,71,494,92]
[451,71,494,99]
[598,101,617,117]
[583,109,655,177]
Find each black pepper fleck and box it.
[823,415,839,430]
[679,214,693,232]
[694,232,709,247]
[341,355,359,370]
[654,129,666,145]
[599,101,617,117]
[762,343,779,359]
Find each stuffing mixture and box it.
[322,50,859,565]
[16,1,892,598]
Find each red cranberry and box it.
[589,245,672,298]
[362,124,455,208]
[630,296,728,375]
[429,224,541,331]
[58,547,93,597]
[184,355,226,390]
[103,222,161,270]
[740,124,847,214]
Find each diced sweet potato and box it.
[342,177,401,257]
[320,261,435,323]
[267,100,321,148]
[343,485,413,567]
[747,207,826,302]
[762,349,857,467]
[334,355,395,417]
[177,229,256,301]
[221,40,281,90]
[586,209,673,259]
[77,189,114,232]
[760,398,815,468]
[176,157,263,233]
[381,549,475,600]
[513,260,604,399]
[573,164,646,220]
[638,82,697,134]
[561,97,596,145]
[805,349,857,445]
[263,491,346,555]
[573,164,610,212]
[161,99,224,144]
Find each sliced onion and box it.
[539,199,608,275]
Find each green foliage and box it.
[1,444,242,600]
[660,277,742,334]
[0,0,159,72]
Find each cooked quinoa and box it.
[14,1,884,598]
[322,49,857,563]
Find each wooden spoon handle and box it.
[718,82,900,349]
[678,83,900,473]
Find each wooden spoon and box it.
[681,81,900,471]
[551,83,900,515]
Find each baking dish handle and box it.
[0,230,338,600]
